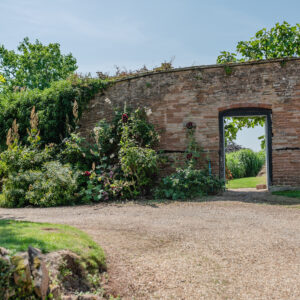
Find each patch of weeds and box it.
[224,65,233,76]
[59,260,73,279]
[280,59,287,67]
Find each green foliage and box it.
[224,116,265,148]
[155,166,224,200]
[0,116,80,208]
[226,149,265,178]
[0,37,77,91]
[226,156,246,179]
[0,258,12,300]
[93,107,159,163]
[59,133,97,171]
[0,143,52,176]
[119,146,158,193]
[82,106,160,201]
[79,166,135,202]
[0,76,108,149]
[217,22,300,63]
[184,122,203,168]
[1,160,78,208]
[118,115,159,197]
[216,51,238,64]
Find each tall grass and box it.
[226,149,265,178]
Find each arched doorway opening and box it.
[219,107,272,189]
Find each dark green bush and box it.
[0,75,109,149]
[226,149,265,178]
[155,166,224,200]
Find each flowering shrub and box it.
[186,121,195,130]
[122,113,128,123]
[93,107,159,164]
[79,165,135,202]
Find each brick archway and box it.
[219,107,272,188]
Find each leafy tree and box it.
[225,117,265,149]
[217,21,300,63]
[218,22,299,148]
[0,37,77,91]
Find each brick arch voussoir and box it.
[218,103,272,112]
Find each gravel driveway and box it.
[0,193,299,300]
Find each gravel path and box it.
[0,194,299,300]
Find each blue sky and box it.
[0,0,298,150]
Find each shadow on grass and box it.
[0,219,49,253]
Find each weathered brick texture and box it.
[79,58,300,189]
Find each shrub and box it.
[0,112,80,207]
[79,166,135,202]
[93,107,159,164]
[1,161,78,208]
[119,146,158,195]
[59,133,97,171]
[0,144,52,175]
[226,149,265,178]
[155,166,224,200]
[226,156,246,178]
[82,106,160,201]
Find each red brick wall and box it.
[79,58,300,188]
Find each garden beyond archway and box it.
[219,107,272,188]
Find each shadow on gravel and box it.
[131,190,300,208]
[214,189,300,207]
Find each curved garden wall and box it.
[79,58,300,188]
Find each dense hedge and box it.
[0,75,109,149]
[226,149,265,178]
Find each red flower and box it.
[122,113,128,123]
[84,171,91,176]
[186,122,195,129]
[186,153,193,160]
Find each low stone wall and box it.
[79,58,300,188]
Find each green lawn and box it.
[272,190,300,198]
[227,176,266,189]
[0,219,106,270]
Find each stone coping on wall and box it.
[114,57,300,83]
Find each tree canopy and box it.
[217,21,300,64]
[0,37,77,91]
